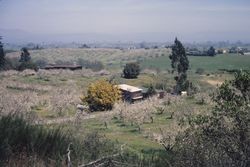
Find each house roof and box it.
[118,84,142,93]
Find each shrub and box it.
[5,57,20,70]
[207,46,216,56]
[144,84,157,98]
[81,80,121,111]
[2,57,38,71]
[195,68,205,75]
[82,131,117,161]
[35,59,48,68]
[19,48,31,62]
[0,114,83,166]
[123,62,140,79]
[0,115,123,166]
[154,82,168,90]
[172,71,250,166]
[18,61,38,72]
[186,81,198,96]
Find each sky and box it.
[0,0,250,42]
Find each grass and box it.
[18,75,67,86]
[7,48,250,73]
[60,95,212,155]
[0,115,80,165]
[6,85,48,94]
[3,48,247,166]
[141,54,250,72]
[61,117,164,154]
[31,105,76,119]
[6,48,171,70]
[0,115,123,166]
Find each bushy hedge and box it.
[123,62,141,79]
[0,115,119,166]
[18,61,38,71]
[171,71,250,166]
[35,59,48,69]
[81,80,121,111]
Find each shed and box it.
[118,84,143,102]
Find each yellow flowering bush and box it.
[81,80,121,111]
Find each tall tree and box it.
[169,38,189,94]
[0,36,5,70]
[19,47,31,62]
[18,47,38,71]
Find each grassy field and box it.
[7,48,250,73]
[141,54,250,72]
[0,68,223,156]
[7,48,171,70]
[2,48,248,165]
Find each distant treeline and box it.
[186,46,216,56]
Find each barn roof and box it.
[118,84,142,93]
[44,64,82,70]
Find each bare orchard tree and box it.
[0,87,39,122]
[49,86,80,117]
[113,97,162,132]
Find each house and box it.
[216,49,228,54]
[118,84,143,102]
[223,49,228,54]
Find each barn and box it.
[44,64,82,70]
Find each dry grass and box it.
[0,69,101,121]
[6,48,171,69]
[203,79,223,86]
[0,65,216,159]
[0,86,39,120]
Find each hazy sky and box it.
[1,0,250,42]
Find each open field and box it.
[0,68,229,156]
[6,48,171,70]
[142,53,250,72]
[7,48,250,73]
[2,48,249,165]
[2,0,250,165]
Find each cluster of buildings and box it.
[186,47,250,56]
[217,47,250,55]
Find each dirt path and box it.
[202,79,223,86]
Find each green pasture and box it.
[141,54,250,72]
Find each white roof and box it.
[118,84,142,92]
